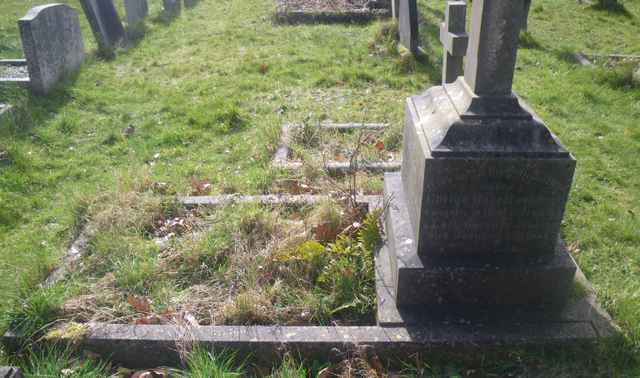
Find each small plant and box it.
[291,115,321,148]
[179,347,245,378]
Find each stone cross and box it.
[439,1,468,84]
[464,0,525,97]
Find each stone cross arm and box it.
[439,1,468,84]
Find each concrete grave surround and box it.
[124,0,149,26]
[439,1,468,84]
[2,194,617,367]
[384,0,584,319]
[79,0,125,50]
[272,123,401,174]
[398,0,418,54]
[18,4,85,95]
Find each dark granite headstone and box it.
[124,0,149,26]
[439,1,468,84]
[384,0,577,311]
[398,0,418,54]
[79,0,125,51]
[163,0,182,17]
[18,4,85,95]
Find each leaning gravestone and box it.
[521,0,532,31]
[79,0,125,52]
[439,1,468,84]
[124,0,149,27]
[384,0,577,313]
[398,0,418,54]
[18,4,85,95]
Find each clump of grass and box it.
[180,348,244,378]
[2,286,65,339]
[369,19,399,56]
[594,62,639,90]
[291,116,322,148]
[21,346,111,378]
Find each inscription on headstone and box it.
[439,1,468,84]
[19,4,85,95]
[79,0,125,51]
[398,0,418,54]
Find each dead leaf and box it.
[318,367,333,378]
[374,140,385,151]
[131,370,168,378]
[315,222,339,242]
[259,63,269,74]
[128,296,151,313]
[190,177,212,195]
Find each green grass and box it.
[0,0,639,375]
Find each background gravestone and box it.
[124,0,149,27]
[79,0,125,52]
[384,0,577,310]
[398,0,418,54]
[163,0,182,17]
[184,0,199,9]
[18,4,85,95]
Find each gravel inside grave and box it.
[279,0,387,12]
[0,64,29,79]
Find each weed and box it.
[180,348,244,378]
[21,346,111,378]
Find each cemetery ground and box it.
[0,0,639,376]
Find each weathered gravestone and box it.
[439,1,468,84]
[521,0,532,31]
[392,0,400,19]
[398,0,419,54]
[18,4,85,95]
[184,0,199,9]
[0,366,22,378]
[384,0,577,312]
[79,0,125,52]
[124,0,149,27]
[163,0,182,17]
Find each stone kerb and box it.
[18,4,85,95]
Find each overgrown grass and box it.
[0,0,639,375]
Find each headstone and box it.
[398,0,418,54]
[163,0,182,17]
[18,4,85,95]
[184,0,199,8]
[0,366,23,378]
[392,0,400,18]
[384,0,577,311]
[79,0,125,51]
[439,1,468,84]
[124,0,149,26]
[521,0,532,32]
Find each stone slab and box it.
[376,229,617,341]
[398,0,418,54]
[383,172,578,307]
[19,4,85,95]
[0,60,30,83]
[272,123,401,174]
[0,367,22,378]
[80,0,125,51]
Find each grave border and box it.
[3,194,618,368]
[0,59,30,85]
[274,0,390,24]
[272,123,402,174]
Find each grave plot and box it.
[274,0,391,24]
[44,189,381,331]
[273,122,401,176]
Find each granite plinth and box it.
[401,82,575,258]
[384,173,577,307]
